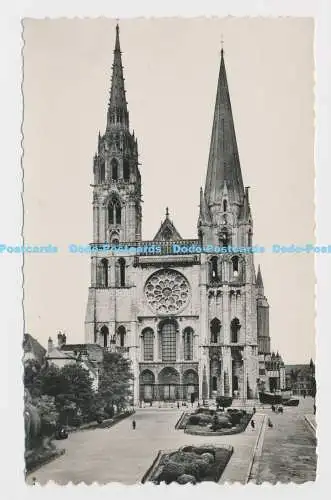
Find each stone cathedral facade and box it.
[85,25,284,404]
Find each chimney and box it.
[48,337,53,353]
[57,331,66,348]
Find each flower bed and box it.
[67,409,135,433]
[25,444,65,474]
[142,444,233,484]
[177,408,252,436]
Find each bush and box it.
[216,396,233,408]
[188,415,200,425]
[70,415,83,428]
[197,414,213,426]
[227,409,244,426]
[176,474,197,485]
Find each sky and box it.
[23,17,315,364]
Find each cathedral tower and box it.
[92,25,142,244]
[198,48,258,400]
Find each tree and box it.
[98,351,133,412]
[24,359,43,397]
[59,363,95,422]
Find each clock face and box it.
[144,269,190,314]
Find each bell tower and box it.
[92,24,142,244]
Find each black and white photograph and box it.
[21,17,316,485]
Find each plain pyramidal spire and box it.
[107,23,129,129]
[256,265,264,291]
[204,47,244,207]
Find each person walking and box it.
[251,419,255,429]
[268,418,273,428]
[132,419,136,430]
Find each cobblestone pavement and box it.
[255,397,317,484]
[26,397,317,485]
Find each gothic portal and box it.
[85,25,283,404]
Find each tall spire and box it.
[256,265,264,293]
[107,24,129,130]
[204,49,244,207]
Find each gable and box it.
[153,216,182,241]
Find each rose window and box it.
[144,269,190,314]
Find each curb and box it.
[245,414,267,484]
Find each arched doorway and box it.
[158,367,180,401]
[139,370,155,402]
[182,369,199,401]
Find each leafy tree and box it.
[39,363,67,398]
[59,363,95,422]
[98,351,133,412]
[24,359,43,397]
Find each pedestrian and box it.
[251,419,255,429]
[271,404,275,413]
[177,401,180,409]
[268,418,273,428]
[132,419,136,430]
[253,407,256,414]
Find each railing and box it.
[90,239,201,256]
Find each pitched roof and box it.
[153,208,182,241]
[23,334,46,364]
[60,343,104,363]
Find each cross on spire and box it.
[221,34,224,54]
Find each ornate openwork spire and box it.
[107,24,129,130]
[204,48,244,207]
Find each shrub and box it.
[197,414,213,426]
[176,474,197,485]
[188,415,200,425]
[70,415,83,428]
[216,396,233,408]
[201,452,214,464]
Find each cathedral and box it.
[85,25,284,404]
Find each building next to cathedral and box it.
[85,25,285,405]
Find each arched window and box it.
[161,321,176,362]
[108,199,121,225]
[232,256,239,277]
[101,258,108,287]
[118,326,126,347]
[111,159,118,181]
[142,328,154,361]
[119,258,126,287]
[231,318,241,343]
[100,159,105,183]
[123,160,130,181]
[115,203,121,224]
[183,327,193,361]
[212,376,217,391]
[210,318,221,344]
[233,375,239,392]
[100,325,109,348]
[210,256,219,281]
[223,199,227,212]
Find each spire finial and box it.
[165,207,169,218]
[221,34,224,56]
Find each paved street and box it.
[26,397,316,485]
[256,397,317,484]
